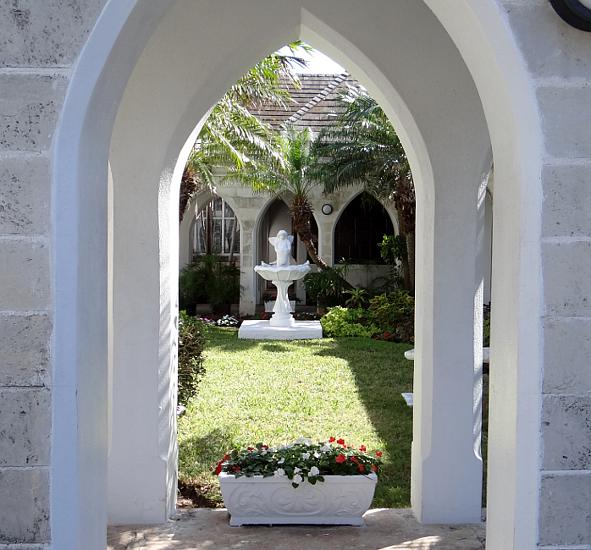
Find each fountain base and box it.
[238,320,322,340]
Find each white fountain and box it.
[238,230,323,340]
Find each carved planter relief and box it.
[219,472,378,526]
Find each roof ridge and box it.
[285,73,348,126]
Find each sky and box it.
[277,45,345,74]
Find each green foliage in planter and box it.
[178,311,206,406]
[368,290,415,342]
[320,306,378,338]
[179,254,241,311]
[215,439,382,488]
[303,265,348,306]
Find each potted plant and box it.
[214,438,382,526]
[303,265,349,315]
[179,255,241,314]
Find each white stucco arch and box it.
[52,2,542,550]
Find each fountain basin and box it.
[254,262,310,282]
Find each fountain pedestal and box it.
[238,319,322,340]
[238,230,323,340]
[268,280,295,327]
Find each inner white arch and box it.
[52,2,543,549]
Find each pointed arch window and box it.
[334,193,393,263]
[193,197,240,258]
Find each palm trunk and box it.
[290,196,328,270]
[396,217,412,291]
[289,196,352,296]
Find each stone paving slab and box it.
[107,508,485,549]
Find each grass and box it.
[177,326,414,508]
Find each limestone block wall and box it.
[0,1,107,546]
[502,1,591,547]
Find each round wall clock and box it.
[549,0,591,31]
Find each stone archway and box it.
[52,2,543,549]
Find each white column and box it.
[239,218,256,315]
[411,175,484,524]
[107,157,177,526]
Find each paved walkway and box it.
[108,508,485,549]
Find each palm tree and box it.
[312,89,416,290]
[179,45,308,222]
[231,126,328,270]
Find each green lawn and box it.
[178,326,414,508]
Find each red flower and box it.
[350,456,359,464]
[214,461,223,475]
[371,464,378,473]
[247,447,255,451]
[232,465,241,472]
[375,451,383,458]
[223,454,230,461]
[358,464,366,473]
[359,445,367,452]
[335,453,347,464]
[329,437,336,443]
[337,438,345,446]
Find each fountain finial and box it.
[269,229,294,267]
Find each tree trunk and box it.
[289,195,329,270]
[395,218,412,291]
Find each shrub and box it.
[179,255,241,313]
[368,290,414,342]
[303,265,348,307]
[178,311,206,406]
[321,306,378,338]
[344,288,369,308]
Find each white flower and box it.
[278,457,285,464]
[261,449,267,455]
[309,466,320,477]
[301,452,310,460]
[313,452,321,459]
[320,444,331,452]
[294,437,313,446]
[294,467,301,474]
[274,468,285,477]
[293,474,303,484]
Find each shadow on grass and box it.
[202,327,259,354]
[178,428,239,508]
[313,337,414,507]
[260,343,290,353]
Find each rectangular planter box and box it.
[219,472,377,526]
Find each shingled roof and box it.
[250,73,364,133]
